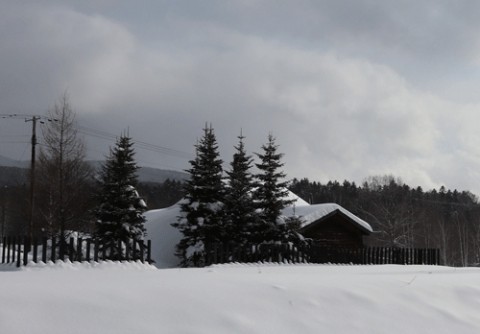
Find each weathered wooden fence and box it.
[1,236,152,267]
[205,243,441,266]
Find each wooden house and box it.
[283,202,373,248]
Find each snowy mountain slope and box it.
[0,263,480,334]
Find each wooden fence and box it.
[1,236,152,267]
[205,243,441,266]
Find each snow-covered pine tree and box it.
[95,134,147,259]
[253,134,294,243]
[173,125,224,267]
[223,132,259,246]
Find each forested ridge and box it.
[290,175,480,266]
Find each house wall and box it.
[300,214,365,248]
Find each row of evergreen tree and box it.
[173,125,301,267]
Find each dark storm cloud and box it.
[2,1,480,194]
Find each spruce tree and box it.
[253,134,294,242]
[173,125,224,267]
[95,134,147,259]
[223,132,258,246]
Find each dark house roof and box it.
[282,203,373,234]
[299,208,372,235]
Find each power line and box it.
[76,124,191,160]
[2,114,192,166]
[3,115,192,159]
[0,141,30,144]
[0,134,29,138]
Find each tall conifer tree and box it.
[173,125,224,266]
[223,132,258,246]
[253,134,293,242]
[95,134,147,259]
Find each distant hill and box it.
[137,166,188,183]
[0,166,27,186]
[0,156,187,185]
[0,155,29,168]
[87,161,188,183]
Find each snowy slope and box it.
[145,207,182,268]
[1,262,480,334]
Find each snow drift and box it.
[1,262,480,334]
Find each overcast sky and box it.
[2,1,480,194]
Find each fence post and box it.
[102,240,108,261]
[16,236,22,267]
[137,241,144,263]
[76,238,83,262]
[147,240,152,264]
[125,239,131,261]
[32,238,38,263]
[60,237,66,262]
[94,239,99,262]
[68,237,74,261]
[42,237,47,263]
[132,240,137,260]
[86,239,91,262]
[212,243,219,264]
[51,236,57,262]
[1,236,6,264]
[23,236,29,266]
[11,237,16,264]
[116,239,122,261]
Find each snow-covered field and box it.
[1,262,480,334]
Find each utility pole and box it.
[25,116,40,240]
[1,114,55,240]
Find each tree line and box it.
[289,175,480,266]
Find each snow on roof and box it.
[282,203,373,233]
[285,191,310,207]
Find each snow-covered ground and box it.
[1,261,480,334]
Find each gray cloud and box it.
[2,1,480,194]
